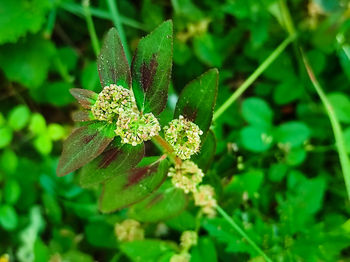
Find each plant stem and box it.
[82,0,100,56]
[213,34,295,121]
[216,206,273,262]
[152,135,182,166]
[61,2,145,30]
[301,51,350,202]
[107,0,131,63]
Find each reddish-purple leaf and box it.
[99,159,169,213]
[98,28,131,89]
[56,122,114,177]
[131,21,173,115]
[80,141,145,188]
[71,110,94,122]
[70,88,98,109]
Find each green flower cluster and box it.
[91,84,136,122]
[164,115,203,160]
[115,111,161,146]
[167,160,204,193]
[91,84,160,146]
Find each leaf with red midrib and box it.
[131,21,173,115]
[99,158,169,213]
[98,28,131,89]
[80,140,144,188]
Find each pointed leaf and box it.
[80,140,145,188]
[192,130,216,171]
[98,28,131,88]
[174,69,218,137]
[128,180,187,222]
[99,159,169,213]
[57,122,114,177]
[71,110,94,122]
[69,88,97,109]
[131,20,173,115]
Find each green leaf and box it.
[0,36,55,88]
[8,105,31,131]
[328,92,350,124]
[0,126,13,148]
[174,69,219,137]
[131,20,173,115]
[29,113,47,135]
[43,81,75,107]
[192,130,216,171]
[120,240,176,262]
[57,122,114,176]
[0,149,18,174]
[225,170,264,198]
[98,28,132,89]
[128,180,187,222]
[240,126,273,152]
[202,217,256,256]
[273,77,303,105]
[191,237,218,262]
[81,61,100,91]
[0,205,18,230]
[4,180,21,205]
[242,97,273,128]
[0,0,49,44]
[85,221,117,248]
[274,121,310,148]
[268,163,288,182]
[70,88,98,109]
[33,133,52,155]
[99,159,169,213]
[80,140,145,188]
[48,124,66,141]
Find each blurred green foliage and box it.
[1,0,350,261]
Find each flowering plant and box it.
[56,21,218,217]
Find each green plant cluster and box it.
[1,0,350,261]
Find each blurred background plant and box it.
[1,0,350,261]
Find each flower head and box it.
[168,160,204,193]
[180,231,198,250]
[170,253,191,262]
[194,185,217,217]
[114,219,144,242]
[91,84,136,122]
[164,115,203,160]
[115,111,161,146]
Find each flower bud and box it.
[180,231,197,250]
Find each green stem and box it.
[60,2,145,30]
[82,0,100,56]
[301,51,350,202]
[152,135,182,166]
[107,0,131,63]
[216,206,273,262]
[213,34,295,121]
